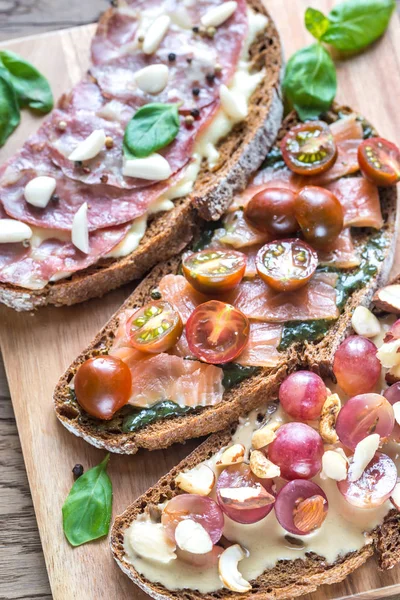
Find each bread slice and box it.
[0,0,283,312]
[53,105,398,455]
[110,405,400,600]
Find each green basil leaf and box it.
[305,8,330,40]
[0,66,20,147]
[0,50,53,113]
[123,103,180,158]
[321,0,395,51]
[122,400,192,433]
[282,43,337,121]
[62,454,112,547]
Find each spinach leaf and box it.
[0,67,20,147]
[122,400,192,433]
[62,454,112,547]
[321,0,395,52]
[305,8,330,40]
[0,50,53,113]
[283,44,337,121]
[221,363,260,389]
[123,103,180,158]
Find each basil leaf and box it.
[62,454,112,547]
[0,50,53,113]
[123,103,180,158]
[283,43,337,121]
[0,66,20,146]
[122,400,192,433]
[221,363,260,389]
[321,0,395,52]
[305,8,330,40]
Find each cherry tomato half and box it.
[74,355,132,420]
[256,239,318,292]
[186,300,249,364]
[294,186,344,248]
[281,121,338,176]
[244,187,298,236]
[126,301,183,354]
[358,137,400,186]
[182,249,246,294]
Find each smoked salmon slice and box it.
[158,274,208,323]
[215,210,269,248]
[318,229,361,269]
[236,322,283,367]
[326,177,383,229]
[330,114,363,144]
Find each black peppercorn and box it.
[192,26,200,34]
[168,52,176,62]
[72,464,84,479]
[190,108,200,118]
[150,289,162,300]
[192,87,200,97]
[52,194,60,203]
[206,73,215,85]
[186,57,193,65]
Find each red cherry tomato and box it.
[126,301,183,354]
[186,300,249,364]
[294,186,344,248]
[244,187,298,236]
[358,138,400,186]
[256,239,318,292]
[74,355,132,420]
[182,249,246,294]
[281,121,338,176]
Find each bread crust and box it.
[0,0,283,311]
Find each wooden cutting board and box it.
[0,2,400,599]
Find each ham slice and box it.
[318,229,360,269]
[326,178,383,229]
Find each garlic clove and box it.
[0,219,32,244]
[123,153,172,181]
[24,176,57,208]
[201,2,237,28]
[219,84,248,121]
[134,64,169,95]
[351,306,381,338]
[68,130,106,162]
[143,15,171,55]
[72,203,89,254]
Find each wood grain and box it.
[0,2,399,600]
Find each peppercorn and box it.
[57,120,67,131]
[72,464,84,479]
[192,26,200,34]
[206,26,216,38]
[190,108,200,119]
[138,34,145,43]
[192,87,200,97]
[185,115,195,126]
[52,194,60,203]
[82,166,91,174]
[75,161,83,167]
[206,73,215,85]
[168,52,176,62]
[214,63,223,75]
[105,136,114,149]
[150,289,162,300]
[100,174,109,184]
[186,57,193,65]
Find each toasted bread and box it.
[0,0,283,312]
[53,106,398,454]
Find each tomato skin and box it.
[281,121,337,176]
[244,187,298,236]
[182,249,246,294]
[186,300,249,364]
[358,138,400,186]
[256,239,318,292]
[294,186,343,248]
[74,355,132,420]
[127,301,183,354]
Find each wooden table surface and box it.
[0,2,400,600]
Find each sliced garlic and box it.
[348,433,380,483]
[24,176,56,208]
[393,401,400,425]
[201,1,237,28]
[321,450,348,481]
[0,219,32,243]
[219,544,251,593]
[134,64,169,94]
[143,15,171,55]
[126,521,176,564]
[216,443,245,467]
[123,153,172,180]
[72,203,89,254]
[219,84,248,121]
[351,306,381,338]
[68,130,106,162]
[175,464,215,496]
[175,519,213,554]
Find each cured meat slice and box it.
[326,177,383,229]
[330,114,363,144]
[318,229,360,269]
[214,210,269,249]
[310,139,361,186]
[224,272,339,322]
[125,353,224,408]
[158,273,208,323]
[0,223,130,290]
[236,322,283,367]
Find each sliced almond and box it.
[351,306,381,338]
[218,544,251,594]
[319,393,341,444]
[175,519,213,555]
[175,464,215,496]
[373,284,400,315]
[219,484,274,512]
[377,339,400,369]
[348,433,380,482]
[293,495,327,533]
[68,129,106,161]
[250,450,280,479]
[321,450,348,481]
[252,422,279,450]
[201,1,237,28]
[216,443,245,467]
[126,521,176,564]
[390,482,400,510]
[386,363,400,385]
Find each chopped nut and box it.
[373,284,400,314]
[348,433,380,482]
[249,450,280,479]
[319,393,341,444]
[251,422,279,450]
[293,495,327,533]
[216,443,245,467]
[351,306,381,338]
[386,363,400,385]
[175,463,215,496]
